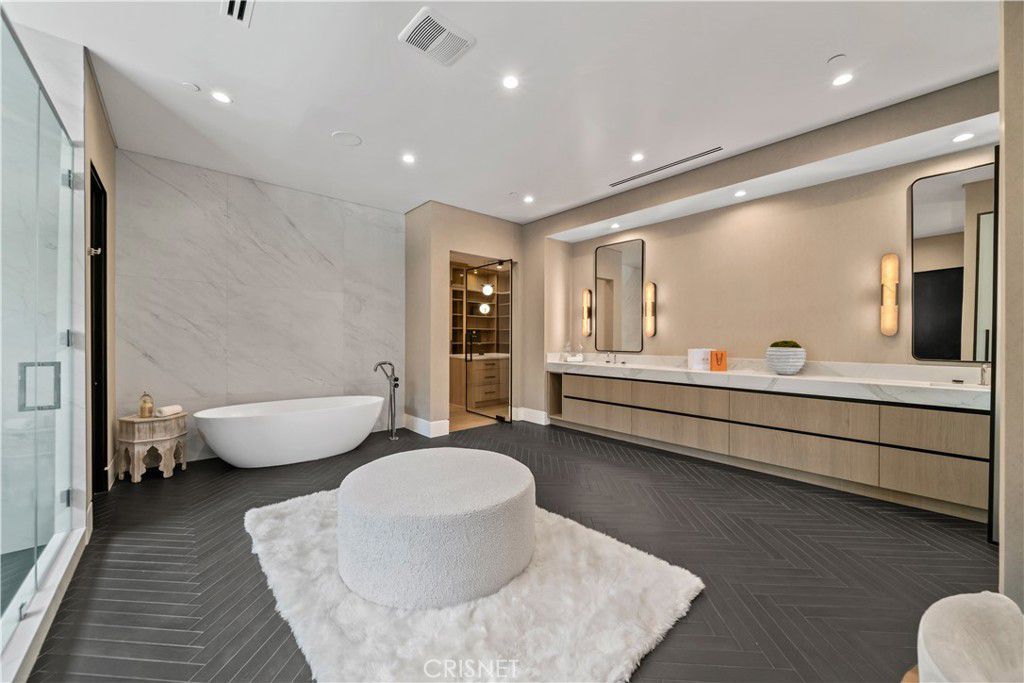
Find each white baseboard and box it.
[404,414,450,438]
[513,407,550,425]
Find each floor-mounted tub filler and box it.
[195,396,384,467]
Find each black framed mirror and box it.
[910,161,996,362]
[594,238,644,352]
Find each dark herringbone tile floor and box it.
[29,423,996,682]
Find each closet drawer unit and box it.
[730,392,879,441]
[729,424,879,485]
[631,408,729,453]
[562,397,631,433]
[562,374,631,404]
[470,383,506,405]
[472,358,503,373]
[879,406,990,458]
[471,366,504,385]
[879,447,988,509]
[630,381,729,419]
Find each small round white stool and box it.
[336,447,535,609]
[917,591,1024,682]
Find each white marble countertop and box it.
[546,355,991,411]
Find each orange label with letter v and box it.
[710,350,728,372]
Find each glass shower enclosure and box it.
[1,16,76,648]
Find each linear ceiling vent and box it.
[398,7,475,66]
[220,0,254,27]
[610,147,725,187]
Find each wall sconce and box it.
[582,288,592,337]
[643,282,657,337]
[880,253,899,336]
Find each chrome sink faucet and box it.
[605,352,617,364]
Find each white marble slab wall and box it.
[115,150,405,461]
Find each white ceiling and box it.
[913,163,995,239]
[6,1,999,223]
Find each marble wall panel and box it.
[116,150,405,461]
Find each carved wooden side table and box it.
[116,412,188,483]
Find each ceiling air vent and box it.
[398,7,475,66]
[609,147,725,187]
[220,0,254,27]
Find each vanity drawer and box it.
[729,424,879,485]
[730,392,878,441]
[879,406,990,458]
[630,381,729,419]
[879,447,988,508]
[562,375,631,404]
[631,408,729,453]
[562,397,631,433]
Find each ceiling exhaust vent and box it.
[609,147,724,187]
[398,7,475,66]
[220,0,254,27]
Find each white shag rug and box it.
[244,490,704,682]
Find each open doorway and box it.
[449,253,512,432]
[89,165,108,495]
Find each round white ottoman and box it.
[336,447,535,609]
[917,591,1024,682]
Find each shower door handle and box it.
[18,361,61,411]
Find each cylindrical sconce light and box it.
[643,282,657,337]
[582,288,593,337]
[880,253,899,336]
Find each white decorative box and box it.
[687,348,712,371]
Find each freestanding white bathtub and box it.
[194,396,384,468]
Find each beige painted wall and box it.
[84,56,117,490]
[404,201,522,424]
[563,149,992,364]
[997,0,1023,608]
[913,233,965,272]
[519,75,999,414]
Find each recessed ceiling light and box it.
[523,195,534,204]
[210,90,232,104]
[502,75,519,89]
[330,131,363,146]
[832,73,853,87]
[631,152,645,163]
[611,223,620,229]
[181,81,200,92]
[402,153,416,164]
[734,190,747,198]
[953,132,975,143]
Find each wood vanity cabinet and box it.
[556,373,991,518]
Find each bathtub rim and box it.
[194,395,384,421]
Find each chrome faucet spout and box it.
[374,361,399,440]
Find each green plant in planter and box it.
[769,340,802,348]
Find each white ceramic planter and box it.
[765,347,806,375]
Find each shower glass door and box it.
[464,260,512,422]
[1,17,75,647]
